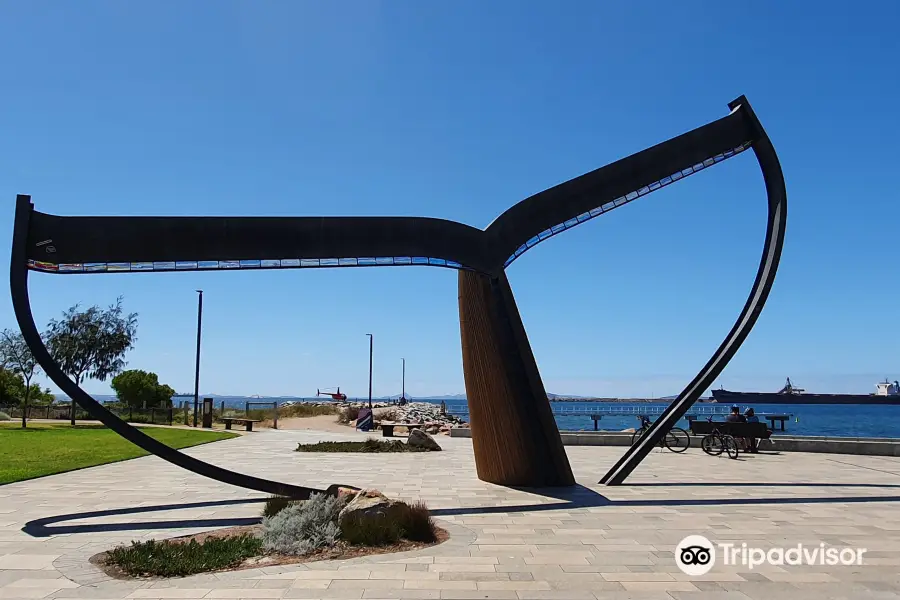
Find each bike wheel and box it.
[723,435,739,459]
[631,427,647,446]
[665,427,691,453]
[701,434,724,456]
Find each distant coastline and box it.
[52,393,704,404]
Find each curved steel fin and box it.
[11,197,355,499]
[600,96,787,484]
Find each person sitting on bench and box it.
[724,406,748,453]
[725,405,746,423]
[744,408,761,453]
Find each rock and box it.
[338,489,396,523]
[408,428,442,451]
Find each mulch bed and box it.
[91,523,449,580]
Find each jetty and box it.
[445,402,792,431]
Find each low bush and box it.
[261,492,345,556]
[280,404,337,419]
[0,412,10,421]
[261,495,300,518]
[340,500,437,546]
[394,500,438,542]
[296,438,428,453]
[379,408,398,422]
[105,535,262,577]
[339,512,403,546]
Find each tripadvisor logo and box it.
[675,535,866,574]
[675,535,715,576]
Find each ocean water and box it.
[188,396,900,439]
[442,401,900,438]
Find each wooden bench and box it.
[691,421,773,453]
[689,421,772,439]
[380,422,424,437]
[222,417,261,432]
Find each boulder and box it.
[408,428,442,451]
[338,489,396,523]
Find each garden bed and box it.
[94,491,447,579]
[296,438,431,453]
[92,524,448,579]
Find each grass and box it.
[0,422,238,485]
[278,404,338,419]
[105,535,262,577]
[340,500,437,546]
[296,438,429,453]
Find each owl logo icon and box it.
[675,535,715,576]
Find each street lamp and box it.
[401,357,405,401]
[193,290,203,427]
[366,333,373,409]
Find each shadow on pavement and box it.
[23,482,900,537]
[22,497,265,537]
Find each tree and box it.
[0,367,54,420]
[0,329,40,428]
[111,369,176,409]
[0,368,24,405]
[45,297,138,425]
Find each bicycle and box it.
[700,425,739,459]
[630,415,690,453]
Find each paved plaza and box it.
[2,427,900,599]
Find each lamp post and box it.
[401,358,405,401]
[193,290,203,427]
[366,333,373,409]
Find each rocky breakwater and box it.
[376,402,467,436]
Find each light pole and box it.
[401,357,405,401]
[193,290,203,427]
[366,333,373,409]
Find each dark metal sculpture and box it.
[10,95,785,491]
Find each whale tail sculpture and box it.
[11,95,785,493]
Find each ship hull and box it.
[712,390,900,405]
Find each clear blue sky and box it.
[1,1,897,398]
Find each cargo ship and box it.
[711,378,900,405]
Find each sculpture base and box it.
[458,270,575,487]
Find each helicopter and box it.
[316,387,347,401]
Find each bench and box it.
[689,421,772,439]
[222,417,261,432]
[380,422,424,437]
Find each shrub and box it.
[340,500,437,546]
[261,492,345,556]
[339,511,403,546]
[296,438,427,453]
[262,495,300,518]
[379,408,398,422]
[0,412,10,421]
[338,406,359,424]
[280,403,337,418]
[394,500,438,542]
[105,535,262,577]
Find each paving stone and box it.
[1,428,899,600]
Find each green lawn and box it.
[0,423,238,485]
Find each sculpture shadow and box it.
[23,482,900,538]
[427,482,900,517]
[22,497,266,538]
